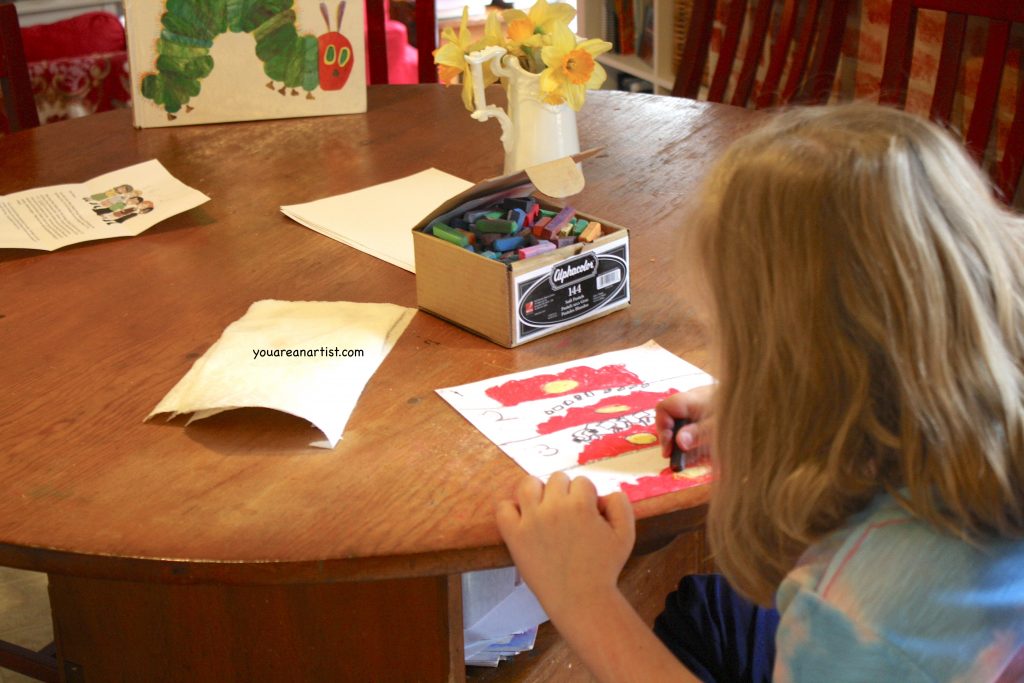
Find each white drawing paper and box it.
[281,168,473,272]
[437,341,715,500]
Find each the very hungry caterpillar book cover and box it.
[125,0,367,128]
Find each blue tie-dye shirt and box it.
[774,494,1024,682]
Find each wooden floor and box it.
[0,569,52,683]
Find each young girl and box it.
[496,104,1024,682]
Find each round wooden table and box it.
[0,86,761,682]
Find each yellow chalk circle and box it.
[542,379,579,394]
[595,404,630,414]
[625,432,658,445]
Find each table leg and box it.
[47,573,465,683]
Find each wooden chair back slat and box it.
[0,2,39,133]
[414,0,437,84]
[799,0,852,103]
[779,0,820,103]
[673,0,718,98]
[996,73,1024,200]
[755,0,800,107]
[731,0,774,106]
[964,19,1010,161]
[929,12,966,122]
[879,0,916,106]
[708,0,749,101]
[366,1,389,85]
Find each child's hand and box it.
[495,472,635,622]
[656,384,716,461]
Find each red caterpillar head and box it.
[319,1,353,91]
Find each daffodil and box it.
[503,0,576,38]
[539,22,611,111]
[433,7,502,111]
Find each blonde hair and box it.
[696,104,1024,605]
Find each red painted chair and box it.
[880,0,1024,203]
[366,0,437,84]
[672,0,852,108]
[0,1,40,133]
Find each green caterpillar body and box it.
[141,0,350,117]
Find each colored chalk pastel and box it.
[494,235,525,251]
[432,223,469,247]
[502,197,533,213]
[540,209,557,218]
[457,228,477,245]
[525,203,540,227]
[465,209,492,223]
[485,210,504,219]
[558,220,575,237]
[572,219,589,236]
[518,241,556,259]
[547,206,575,233]
[532,216,551,237]
[475,218,517,234]
[579,221,603,243]
[508,208,527,230]
[482,250,499,259]
[540,223,561,241]
[553,236,576,248]
[480,232,503,248]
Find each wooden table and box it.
[0,86,761,682]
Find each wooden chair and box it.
[880,0,1024,203]
[672,0,852,108]
[0,640,57,683]
[0,0,40,133]
[366,0,437,85]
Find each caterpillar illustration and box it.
[141,0,354,120]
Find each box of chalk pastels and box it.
[413,150,629,347]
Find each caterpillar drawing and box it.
[141,0,354,119]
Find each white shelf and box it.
[579,0,680,95]
[598,52,673,90]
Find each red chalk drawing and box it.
[576,423,660,465]
[536,389,678,435]
[619,460,714,502]
[484,364,642,407]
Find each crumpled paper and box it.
[147,300,416,447]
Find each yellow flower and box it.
[503,0,576,37]
[433,7,501,111]
[539,22,611,110]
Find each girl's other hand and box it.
[495,473,635,622]
[656,384,716,461]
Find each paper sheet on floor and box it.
[281,168,473,272]
[147,299,415,448]
[463,567,546,667]
[0,159,209,251]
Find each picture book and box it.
[124,0,367,128]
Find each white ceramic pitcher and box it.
[466,46,581,175]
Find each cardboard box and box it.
[413,153,630,347]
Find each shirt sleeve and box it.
[774,589,935,683]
